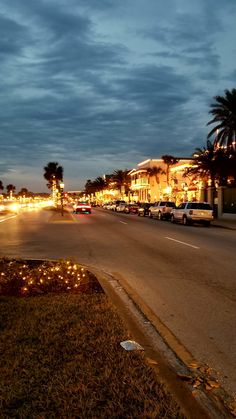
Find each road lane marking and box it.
[119,221,127,225]
[165,236,200,249]
[0,215,18,223]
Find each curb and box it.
[89,266,235,419]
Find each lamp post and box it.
[59,181,64,216]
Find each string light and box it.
[0,259,93,297]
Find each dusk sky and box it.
[0,0,235,192]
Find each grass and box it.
[0,259,184,418]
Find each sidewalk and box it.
[212,216,236,230]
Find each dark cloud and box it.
[0,14,30,59]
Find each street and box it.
[0,206,236,398]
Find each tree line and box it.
[0,183,34,198]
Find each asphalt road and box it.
[0,206,235,398]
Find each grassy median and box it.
[0,258,184,418]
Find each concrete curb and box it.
[88,266,235,419]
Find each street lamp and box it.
[59,181,64,216]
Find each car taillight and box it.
[189,210,193,215]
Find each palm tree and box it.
[93,177,107,191]
[84,177,107,196]
[162,155,179,186]
[84,179,95,195]
[0,180,4,193]
[18,188,32,197]
[43,162,63,190]
[111,170,131,195]
[6,184,16,199]
[147,166,164,184]
[207,88,236,149]
[184,140,229,187]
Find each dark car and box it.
[73,202,91,214]
[138,202,153,217]
[124,203,140,214]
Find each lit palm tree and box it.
[6,184,16,199]
[111,169,131,195]
[162,155,179,186]
[43,162,63,190]
[147,166,164,184]
[184,140,229,187]
[84,177,107,195]
[93,177,107,191]
[207,88,236,149]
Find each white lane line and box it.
[165,236,200,249]
[119,221,128,225]
[0,215,18,223]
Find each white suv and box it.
[170,202,213,226]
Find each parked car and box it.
[110,200,126,211]
[149,201,176,220]
[124,203,140,214]
[103,202,113,210]
[116,202,127,212]
[170,202,213,225]
[138,202,153,217]
[73,202,91,214]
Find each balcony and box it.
[131,177,149,189]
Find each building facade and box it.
[129,158,202,204]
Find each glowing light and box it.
[164,186,172,194]
[9,203,19,212]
